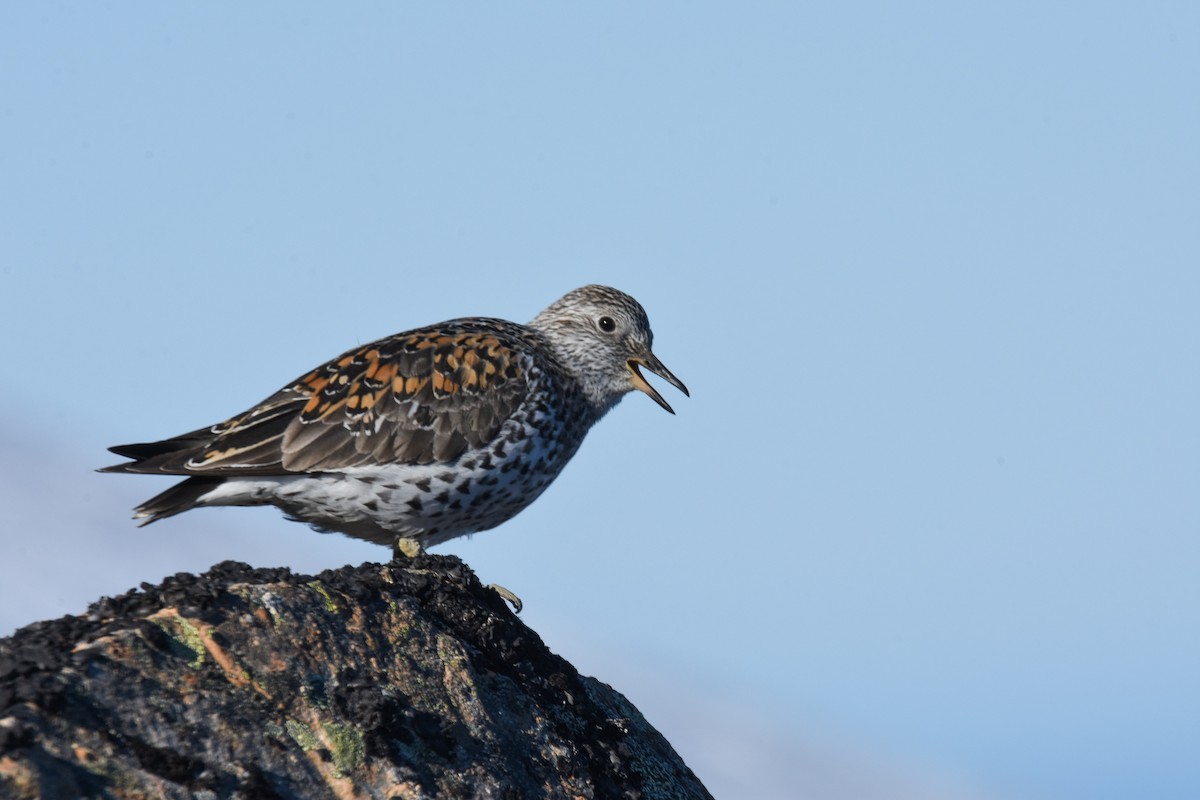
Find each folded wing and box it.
[102,323,530,476]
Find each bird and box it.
[102,285,688,559]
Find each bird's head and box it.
[530,285,689,417]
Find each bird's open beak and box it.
[627,354,689,414]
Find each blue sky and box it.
[2,5,1197,799]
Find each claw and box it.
[485,583,523,614]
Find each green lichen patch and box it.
[284,718,319,751]
[151,615,206,669]
[306,580,339,614]
[322,722,365,774]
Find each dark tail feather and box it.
[133,477,225,525]
[99,427,215,474]
[98,460,150,474]
[107,440,183,460]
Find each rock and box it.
[0,554,712,800]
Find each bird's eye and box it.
[598,316,616,333]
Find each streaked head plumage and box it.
[530,285,688,415]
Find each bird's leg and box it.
[392,535,521,613]
[484,584,523,614]
[392,536,425,561]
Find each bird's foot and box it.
[485,583,523,614]
[392,536,520,613]
[392,536,425,561]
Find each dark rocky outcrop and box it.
[0,554,711,799]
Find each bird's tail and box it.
[131,477,225,526]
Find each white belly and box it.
[195,433,580,548]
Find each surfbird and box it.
[102,285,688,560]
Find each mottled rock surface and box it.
[0,555,711,800]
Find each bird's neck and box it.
[527,326,626,423]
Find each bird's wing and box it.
[106,324,532,476]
